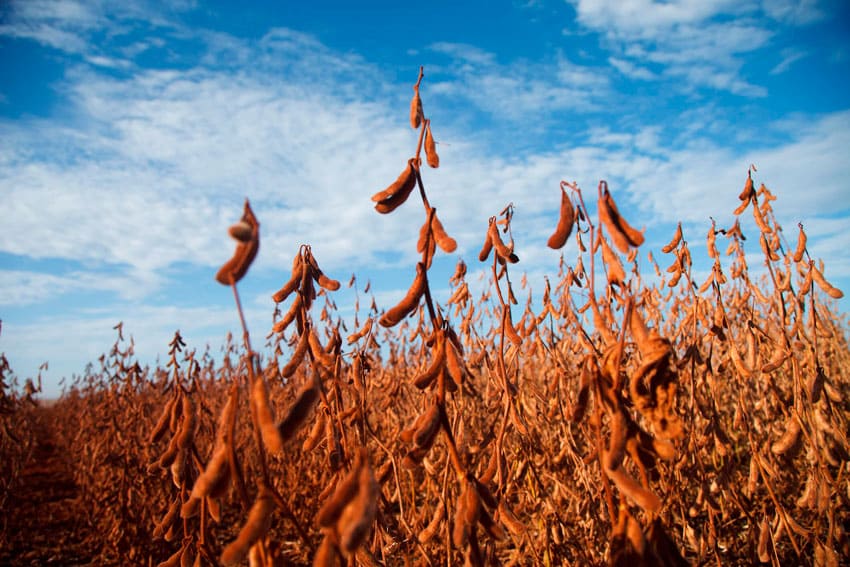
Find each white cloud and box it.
[0,0,107,54]
[429,42,496,67]
[569,0,744,35]
[761,0,823,24]
[426,43,610,119]
[608,57,657,80]
[770,48,808,74]
[567,0,821,96]
[0,269,161,306]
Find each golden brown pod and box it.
[302,407,327,452]
[272,253,305,303]
[811,264,844,299]
[547,187,575,249]
[757,515,772,563]
[317,452,365,528]
[228,221,252,243]
[503,305,523,346]
[379,263,426,327]
[280,329,310,378]
[452,482,477,547]
[277,383,319,443]
[412,401,441,448]
[252,377,284,455]
[337,457,379,553]
[706,225,718,259]
[149,395,178,445]
[661,223,682,254]
[424,121,439,168]
[216,200,260,285]
[739,171,754,201]
[308,329,336,370]
[753,201,772,234]
[220,488,276,566]
[761,347,788,373]
[418,501,446,544]
[154,498,181,538]
[410,89,423,129]
[488,221,518,263]
[771,415,801,457]
[598,184,644,253]
[176,394,195,450]
[313,536,339,567]
[305,250,341,291]
[182,445,231,518]
[497,501,525,536]
[600,234,625,285]
[792,224,807,263]
[158,547,184,567]
[414,332,446,390]
[445,340,466,388]
[478,229,494,262]
[272,291,302,334]
[346,318,373,344]
[372,159,418,214]
[430,208,457,253]
[759,232,779,262]
[604,410,628,471]
[606,464,661,513]
[571,365,591,424]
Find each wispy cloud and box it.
[566,0,821,96]
[0,269,161,306]
[0,0,102,54]
[425,42,610,120]
[770,48,808,74]
[762,0,823,24]
[608,57,657,81]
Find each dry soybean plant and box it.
[3,69,849,567]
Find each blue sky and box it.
[2,0,849,397]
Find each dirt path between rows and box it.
[1,408,96,566]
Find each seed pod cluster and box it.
[272,246,340,335]
[400,397,443,467]
[416,208,456,271]
[452,477,505,555]
[479,216,519,264]
[181,385,238,519]
[810,262,844,299]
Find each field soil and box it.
[1,405,97,566]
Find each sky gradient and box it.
[2,0,849,397]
